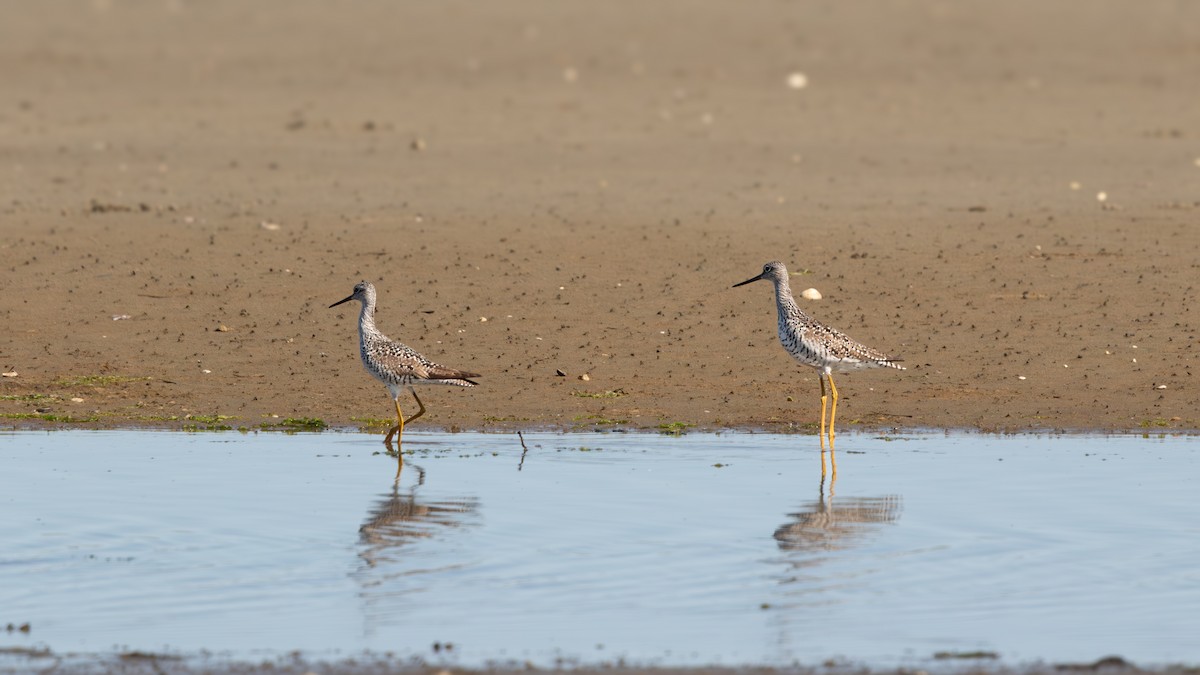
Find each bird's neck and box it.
[772,277,811,321]
[357,299,382,339]
[774,280,804,316]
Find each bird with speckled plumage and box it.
[734,261,904,447]
[330,281,479,449]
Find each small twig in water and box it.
[517,431,530,471]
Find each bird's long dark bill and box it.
[329,295,355,308]
[732,273,765,288]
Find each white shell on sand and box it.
[800,288,822,300]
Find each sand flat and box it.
[2,1,1198,433]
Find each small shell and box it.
[800,288,822,300]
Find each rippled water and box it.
[1,430,1197,666]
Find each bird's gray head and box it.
[329,280,376,309]
[732,261,789,288]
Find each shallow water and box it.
[1,430,1197,667]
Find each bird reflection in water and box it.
[773,469,901,556]
[358,453,479,570]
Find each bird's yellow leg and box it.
[827,373,839,448]
[819,375,828,449]
[406,388,427,424]
[384,397,406,447]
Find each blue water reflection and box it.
[1,430,1196,666]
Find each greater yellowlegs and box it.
[733,261,904,445]
[330,281,479,447]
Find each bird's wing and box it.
[371,347,430,380]
[825,326,897,363]
[422,362,481,381]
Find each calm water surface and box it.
[1,430,1197,666]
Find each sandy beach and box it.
[3,0,1199,437]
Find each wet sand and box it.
[2,649,1194,675]
[3,2,1199,437]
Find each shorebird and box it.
[733,261,904,446]
[330,281,479,448]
